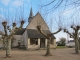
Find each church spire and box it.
[28,7,33,23]
[29,7,33,17]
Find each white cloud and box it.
[0,0,30,6]
[1,0,10,5]
[62,9,74,17]
[12,0,24,7]
[12,0,31,7]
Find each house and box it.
[12,8,57,50]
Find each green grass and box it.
[56,46,67,49]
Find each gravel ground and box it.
[0,48,80,60]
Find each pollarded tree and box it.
[63,25,80,54]
[37,25,61,56]
[1,20,25,58]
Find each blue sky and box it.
[0,0,80,41]
[0,0,41,30]
[0,0,39,21]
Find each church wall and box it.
[27,13,49,30]
[25,11,57,49]
[12,35,22,47]
[50,39,57,49]
[22,29,28,49]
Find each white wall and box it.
[13,35,22,47]
[22,29,28,49]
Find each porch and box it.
[27,38,56,50]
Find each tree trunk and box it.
[6,38,11,58]
[11,40,13,49]
[74,30,79,54]
[3,39,6,50]
[45,37,52,56]
[78,38,80,50]
[2,22,11,58]
[74,39,79,54]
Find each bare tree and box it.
[37,25,61,56]
[1,20,25,58]
[79,38,80,50]
[39,0,80,54]
[63,25,80,54]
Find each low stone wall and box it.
[28,45,39,50]
[50,44,57,49]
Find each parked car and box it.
[65,40,75,48]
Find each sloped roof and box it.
[27,29,55,39]
[14,28,26,35]
[27,12,49,30]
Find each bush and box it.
[57,37,66,46]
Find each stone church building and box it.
[12,8,57,50]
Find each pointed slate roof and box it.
[29,7,33,18]
[28,7,33,23]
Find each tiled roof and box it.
[27,29,55,39]
[14,28,26,35]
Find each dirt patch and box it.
[0,48,80,60]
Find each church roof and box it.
[14,28,26,35]
[27,29,55,39]
[28,7,33,23]
[27,12,49,30]
[29,7,33,17]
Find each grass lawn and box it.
[56,46,67,49]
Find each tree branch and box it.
[52,28,62,34]
[64,29,74,38]
[43,0,56,6]
[37,25,49,39]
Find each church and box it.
[12,8,57,50]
